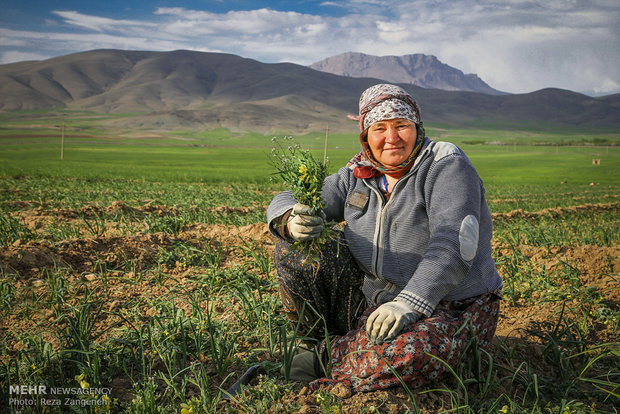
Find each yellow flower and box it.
[181,405,194,414]
[498,405,509,414]
[298,164,310,182]
[75,373,90,389]
[101,394,112,411]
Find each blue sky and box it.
[1,0,619,96]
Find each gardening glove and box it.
[287,203,324,242]
[366,300,422,345]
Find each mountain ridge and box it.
[1,49,618,133]
[310,52,505,95]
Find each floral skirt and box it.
[274,238,501,393]
[310,292,500,392]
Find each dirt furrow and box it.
[492,202,619,221]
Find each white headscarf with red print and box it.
[347,84,425,177]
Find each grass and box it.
[1,176,617,412]
[1,109,619,184]
[0,112,618,413]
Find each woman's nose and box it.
[385,126,399,142]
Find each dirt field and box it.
[1,198,618,413]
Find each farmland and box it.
[0,111,619,413]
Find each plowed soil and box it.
[1,201,618,412]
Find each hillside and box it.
[1,49,619,133]
[310,52,504,95]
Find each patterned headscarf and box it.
[349,83,422,131]
[347,84,425,178]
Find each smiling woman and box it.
[366,119,417,166]
[267,83,503,393]
[365,119,418,191]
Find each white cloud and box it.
[0,1,618,95]
[0,27,194,57]
[52,10,157,33]
[0,50,52,64]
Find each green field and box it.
[1,111,619,413]
[1,109,619,187]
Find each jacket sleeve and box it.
[395,152,484,316]
[320,166,353,223]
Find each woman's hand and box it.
[366,300,422,344]
[288,203,325,241]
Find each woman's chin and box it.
[380,157,407,168]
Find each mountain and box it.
[310,52,504,95]
[1,49,619,133]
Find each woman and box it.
[267,83,502,392]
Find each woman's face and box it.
[366,118,417,168]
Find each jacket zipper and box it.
[365,142,433,281]
[364,182,384,279]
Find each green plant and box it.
[270,136,335,261]
[81,211,108,236]
[240,239,273,274]
[316,388,342,413]
[279,303,320,381]
[567,343,620,401]
[0,212,34,246]
[46,220,82,241]
[144,215,187,234]
[526,304,588,382]
[241,375,297,413]
[233,282,283,354]
[157,239,223,270]
[43,266,69,306]
[455,322,504,401]
[185,363,227,412]
[0,278,16,314]
[126,377,171,414]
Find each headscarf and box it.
[347,84,425,178]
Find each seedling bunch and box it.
[270,137,335,260]
[270,136,327,212]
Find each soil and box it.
[1,201,618,412]
[490,201,619,221]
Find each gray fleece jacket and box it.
[267,138,502,317]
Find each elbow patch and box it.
[459,215,479,261]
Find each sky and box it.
[1,0,619,96]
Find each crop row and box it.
[0,175,618,413]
